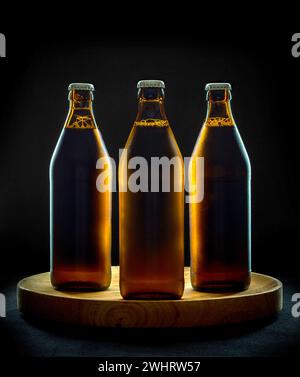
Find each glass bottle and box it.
[50,83,112,290]
[189,83,251,291]
[119,80,184,299]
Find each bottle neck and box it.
[205,89,235,127]
[134,87,169,127]
[65,90,96,129]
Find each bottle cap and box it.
[205,83,232,91]
[68,83,95,91]
[137,80,165,88]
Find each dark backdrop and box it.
[0,29,299,281]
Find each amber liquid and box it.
[50,128,111,290]
[190,124,251,291]
[119,124,184,299]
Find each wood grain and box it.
[17,267,282,328]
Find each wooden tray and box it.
[17,267,282,328]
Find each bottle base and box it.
[51,270,111,292]
[121,292,183,300]
[191,271,251,292]
[120,277,184,300]
[52,281,110,292]
[192,281,250,292]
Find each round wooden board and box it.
[17,267,282,328]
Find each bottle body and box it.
[189,84,251,291]
[119,82,184,299]
[50,84,111,290]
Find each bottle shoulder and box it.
[123,125,183,159]
[191,124,251,176]
[50,128,109,167]
[193,125,248,154]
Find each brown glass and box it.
[50,89,111,290]
[119,87,184,299]
[189,88,251,291]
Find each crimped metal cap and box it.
[205,83,232,91]
[68,83,95,91]
[137,80,165,88]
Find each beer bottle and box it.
[189,83,251,291]
[119,80,184,299]
[50,83,112,291]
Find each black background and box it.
[0,29,299,278]
[0,26,300,361]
